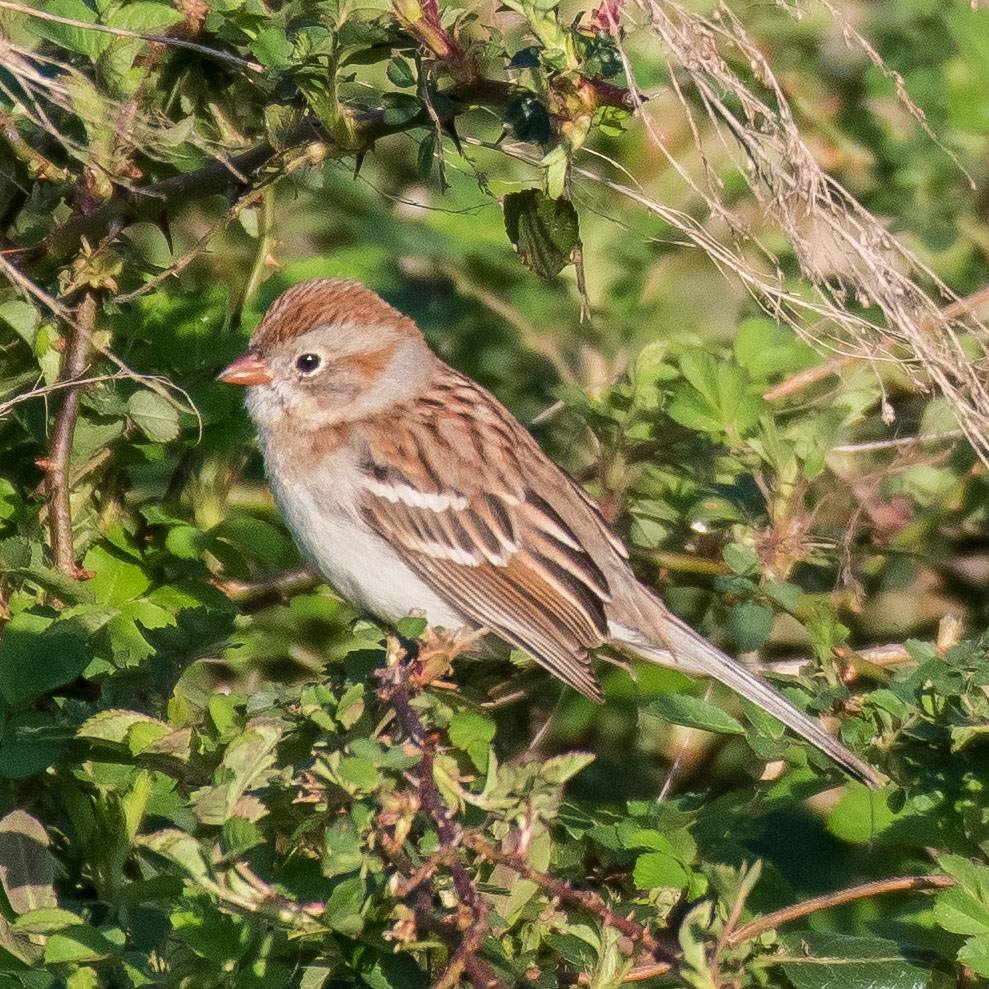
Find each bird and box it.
[218,277,881,787]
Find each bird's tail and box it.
[613,593,883,788]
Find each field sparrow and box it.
[220,278,879,785]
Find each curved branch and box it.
[723,874,954,949]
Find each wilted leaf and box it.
[503,189,579,277]
[0,811,57,915]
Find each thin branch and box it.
[39,73,635,267]
[764,283,989,402]
[0,0,263,72]
[723,874,954,949]
[216,567,320,605]
[44,291,97,575]
[829,430,964,454]
[0,372,131,419]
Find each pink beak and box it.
[217,351,272,386]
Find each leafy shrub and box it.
[3,0,989,985]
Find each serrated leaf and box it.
[778,932,931,989]
[933,886,989,936]
[646,694,745,734]
[323,876,365,934]
[127,389,180,442]
[139,829,209,878]
[503,189,579,277]
[958,934,989,977]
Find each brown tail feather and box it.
[611,594,883,788]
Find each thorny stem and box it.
[39,73,633,268]
[378,651,505,989]
[463,834,679,966]
[44,291,97,575]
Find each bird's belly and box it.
[271,478,466,630]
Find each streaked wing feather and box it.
[358,368,619,701]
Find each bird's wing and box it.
[357,369,617,701]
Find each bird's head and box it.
[218,278,435,431]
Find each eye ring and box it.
[295,353,322,375]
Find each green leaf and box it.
[12,908,85,935]
[322,819,363,879]
[323,876,365,934]
[0,300,39,344]
[540,751,595,784]
[734,317,817,382]
[646,694,745,734]
[26,0,108,57]
[83,544,151,604]
[108,2,183,33]
[386,57,416,87]
[0,810,57,915]
[0,612,94,707]
[933,886,989,936]
[127,390,180,442]
[380,92,422,126]
[777,932,931,989]
[503,189,579,278]
[668,351,762,438]
[448,711,496,772]
[396,616,428,639]
[937,854,989,902]
[958,934,989,977]
[44,926,117,964]
[633,851,689,890]
[723,543,759,575]
[728,601,774,652]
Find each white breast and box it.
[265,454,467,631]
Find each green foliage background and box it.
[2,0,989,985]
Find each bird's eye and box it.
[296,353,322,375]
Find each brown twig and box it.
[216,567,320,606]
[44,291,97,575]
[722,874,954,949]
